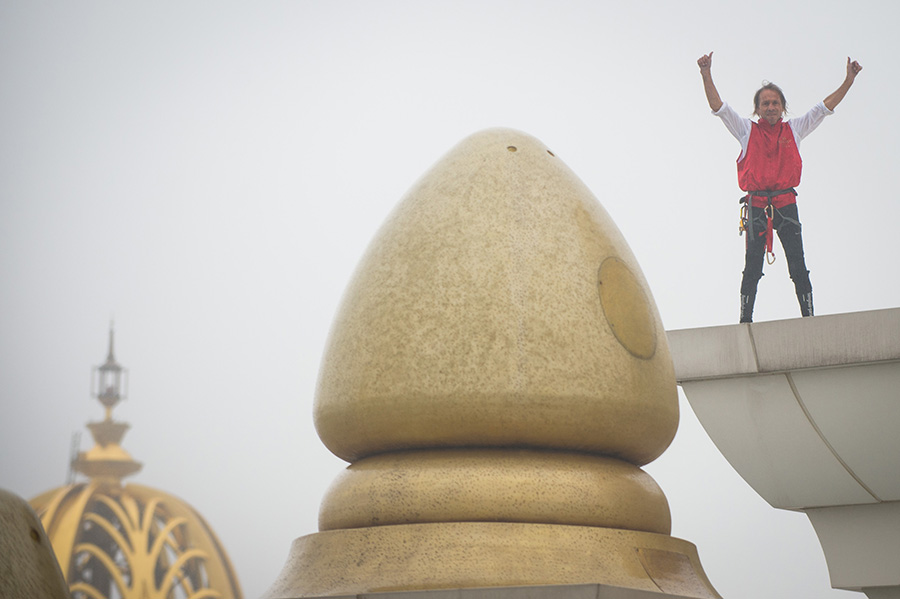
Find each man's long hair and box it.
[753,81,788,117]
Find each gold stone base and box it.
[263,522,721,599]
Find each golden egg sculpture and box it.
[264,129,719,598]
[314,129,676,466]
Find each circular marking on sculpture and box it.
[30,527,41,543]
[507,146,517,152]
[597,257,657,359]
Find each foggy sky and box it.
[2,2,898,598]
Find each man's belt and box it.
[743,188,797,200]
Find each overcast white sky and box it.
[2,2,898,598]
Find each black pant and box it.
[741,203,812,296]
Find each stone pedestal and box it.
[265,523,716,598]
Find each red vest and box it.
[737,119,801,208]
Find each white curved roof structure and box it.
[668,308,900,599]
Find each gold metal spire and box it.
[30,326,243,599]
[72,323,141,482]
[95,323,125,414]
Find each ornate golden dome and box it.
[29,327,242,599]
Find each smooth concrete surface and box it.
[668,308,900,510]
[807,501,900,591]
[669,308,900,379]
[298,583,703,599]
[862,587,900,599]
[673,374,876,509]
[668,308,900,594]
[0,488,71,599]
[791,362,900,500]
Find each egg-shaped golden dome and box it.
[30,327,242,599]
[314,128,678,466]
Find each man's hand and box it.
[846,57,863,81]
[698,52,722,111]
[824,57,863,111]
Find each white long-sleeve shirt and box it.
[713,101,834,162]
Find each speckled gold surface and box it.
[272,129,719,599]
[314,128,677,466]
[318,448,670,534]
[262,522,720,599]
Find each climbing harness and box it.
[739,188,797,264]
[765,202,776,264]
[739,201,749,236]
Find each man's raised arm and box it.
[698,52,723,112]
[823,57,863,111]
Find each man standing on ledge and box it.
[697,52,862,323]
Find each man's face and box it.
[757,89,784,125]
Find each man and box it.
[697,52,862,323]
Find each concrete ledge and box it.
[667,308,900,508]
[667,308,900,598]
[668,308,900,381]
